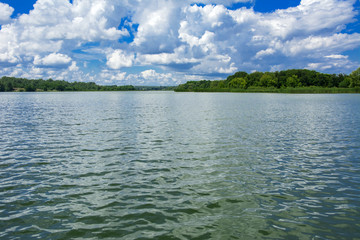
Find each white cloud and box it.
[141,69,158,79]
[325,54,348,59]
[0,52,19,65]
[306,53,357,72]
[131,0,181,54]
[34,53,72,67]
[126,69,177,85]
[106,49,134,69]
[18,0,129,41]
[253,0,358,40]
[69,61,79,71]
[0,0,130,68]
[187,4,228,28]
[131,0,359,76]
[0,24,20,64]
[280,33,360,56]
[198,0,253,6]
[138,52,197,66]
[0,3,14,25]
[0,0,359,85]
[255,48,276,59]
[100,69,127,84]
[201,0,359,73]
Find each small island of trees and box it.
[175,67,360,93]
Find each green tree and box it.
[55,84,65,91]
[216,81,225,88]
[349,67,360,87]
[229,77,247,89]
[351,66,360,77]
[25,84,36,92]
[259,73,277,87]
[226,71,248,82]
[339,77,351,88]
[248,72,263,86]
[5,82,13,91]
[210,80,223,89]
[286,75,300,87]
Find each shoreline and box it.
[174,87,360,94]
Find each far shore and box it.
[174,86,360,94]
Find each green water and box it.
[0,92,359,239]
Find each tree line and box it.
[175,67,360,92]
[0,76,135,92]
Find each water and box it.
[0,92,359,239]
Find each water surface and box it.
[0,92,359,239]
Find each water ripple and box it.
[0,92,359,239]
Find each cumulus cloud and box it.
[131,0,181,54]
[257,0,357,39]
[279,33,360,56]
[100,69,127,84]
[106,49,134,69]
[126,69,178,85]
[18,0,129,41]
[69,61,79,71]
[177,0,359,74]
[198,0,253,6]
[0,3,14,25]
[0,0,359,85]
[255,48,276,59]
[0,51,19,65]
[136,45,199,70]
[34,53,72,68]
[306,56,357,72]
[0,0,130,67]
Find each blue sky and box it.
[0,0,359,86]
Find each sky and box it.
[0,0,359,86]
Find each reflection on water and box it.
[0,92,360,239]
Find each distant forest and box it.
[0,77,135,92]
[175,67,360,93]
[1,67,360,93]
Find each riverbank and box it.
[6,86,360,94]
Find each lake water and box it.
[0,92,359,239]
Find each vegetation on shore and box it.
[0,77,135,92]
[1,67,360,93]
[175,68,360,93]
[134,86,175,91]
